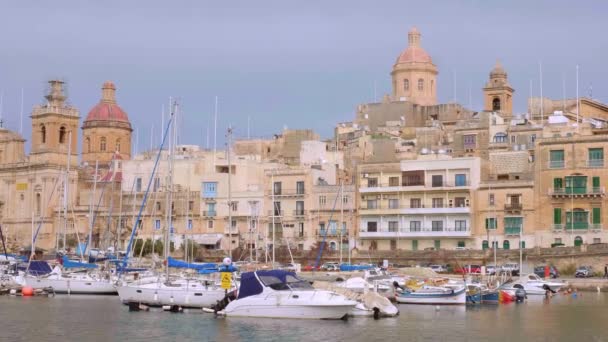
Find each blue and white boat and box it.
[466,284,499,304]
[395,284,466,305]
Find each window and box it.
[156,201,161,211]
[410,221,421,232]
[565,175,587,194]
[40,125,46,144]
[298,222,304,237]
[432,198,443,208]
[504,217,523,234]
[388,221,398,232]
[549,150,564,168]
[230,201,238,212]
[295,201,304,215]
[485,218,497,230]
[35,193,41,216]
[367,221,377,232]
[388,199,399,209]
[431,221,443,231]
[155,219,161,230]
[404,79,409,91]
[273,182,282,195]
[367,178,378,187]
[482,240,489,250]
[432,175,443,187]
[492,97,501,111]
[455,220,467,231]
[296,181,305,194]
[593,207,601,225]
[489,193,495,206]
[187,219,193,230]
[59,126,66,144]
[410,198,422,208]
[589,148,604,167]
[412,240,418,251]
[188,201,194,211]
[86,137,91,153]
[389,177,400,186]
[553,208,562,225]
[553,178,563,190]
[434,240,441,249]
[493,133,507,143]
[457,241,465,248]
[136,178,142,192]
[207,220,214,229]
[593,176,601,191]
[454,197,466,207]
[367,199,378,209]
[100,137,107,151]
[402,171,424,186]
[319,222,326,235]
[273,201,281,216]
[511,135,516,144]
[116,139,121,152]
[342,195,349,205]
[231,219,237,229]
[202,182,217,198]
[418,78,424,91]
[455,174,466,186]
[463,135,476,149]
[206,203,216,216]
[503,240,510,250]
[153,177,160,192]
[319,195,326,206]
[574,236,583,247]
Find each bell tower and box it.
[30,80,79,166]
[483,61,514,117]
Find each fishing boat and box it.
[219,270,357,319]
[501,273,564,295]
[395,283,466,305]
[466,283,499,304]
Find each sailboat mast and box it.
[339,181,344,264]
[164,99,176,278]
[63,131,72,251]
[87,160,99,256]
[227,126,233,260]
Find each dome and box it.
[84,81,131,124]
[395,26,434,64]
[490,61,507,78]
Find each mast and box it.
[271,170,275,266]
[227,126,233,260]
[116,175,125,251]
[213,96,218,166]
[576,64,580,132]
[105,155,116,250]
[339,181,344,264]
[87,160,99,257]
[164,99,176,278]
[62,131,72,251]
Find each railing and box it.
[267,189,305,196]
[268,210,284,217]
[202,210,216,217]
[360,181,470,189]
[564,222,589,230]
[548,160,565,169]
[504,203,523,211]
[318,229,348,237]
[293,210,307,217]
[549,187,605,196]
[588,159,604,168]
[552,224,564,231]
[359,204,470,210]
[359,227,471,237]
[504,227,521,235]
[591,224,603,231]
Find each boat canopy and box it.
[339,263,374,272]
[238,270,298,299]
[167,257,217,271]
[25,261,52,276]
[62,255,98,269]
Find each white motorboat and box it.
[117,275,228,308]
[220,270,357,319]
[22,266,116,294]
[501,273,565,295]
[395,284,466,305]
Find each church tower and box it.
[483,61,514,117]
[30,80,79,166]
[391,27,438,106]
[82,81,132,166]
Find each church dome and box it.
[84,81,131,124]
[395,27,434,64]
[490,61,507,78]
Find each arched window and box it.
[492,97,501,111]
[115,138,121,152]
[100,137,107,151]
[41,125,46,144]
[404,79,409,91]
[418,79,424,91]
[482,240,489,250]
[503,240,510,250]
[36,193,41,216]
[85,137,91,153]
[493,132,508,143]
[59,126,66,144]
[574,236,583,247]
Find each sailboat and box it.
[116,100,231,308]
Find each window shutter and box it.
[593,208,601,224]
[553,208,561,224]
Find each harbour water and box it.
[2,293,608,342]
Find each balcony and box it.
[267,190,305,198]
[548,160,565,169]
[548,187,605,198]
[224,227,239,235]
[359,227,471,238]
[587,159,604,168]
[202,210,216,217]
[504,227,521,236]
[268,210,284,217]
[359,204,471,215]
[504,203,523,212]
[293,210,307,217]
[552,224,564,232]
[359,181,470,193]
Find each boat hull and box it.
[24,277,117,295]
[396,289,466,305]
[224,303,354,319]
[117,284,226,308]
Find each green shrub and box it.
[558,263,577,276]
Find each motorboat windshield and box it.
[259,273,313,291]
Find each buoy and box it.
[22,286,34,296]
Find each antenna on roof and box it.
[20,88,24,134]
[0,90,3,128]
[576,64,580,132]
[539,61,544,125]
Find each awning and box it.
[198,234,223,245]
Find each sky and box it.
[0,0,607,153]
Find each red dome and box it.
[396,46,433,64]
[85,102,130,122]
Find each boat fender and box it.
[373,307,380,320]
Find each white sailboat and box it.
[22,265,116,294]
[220,270,357,319]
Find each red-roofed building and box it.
[82,81,133,166]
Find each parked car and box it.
[454,246,470,251]
[302,265,319,272]
[429,264,447,273]
[533,265,559,279]
[485,265,498,275]
[575,265,594,278]
[501,263,520,276]
[321,262,340,271]
[455,264,481,274]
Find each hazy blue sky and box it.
[1,1,606,152]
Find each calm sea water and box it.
[1,293,607,342]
